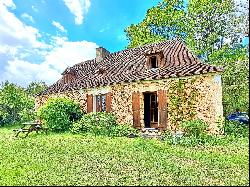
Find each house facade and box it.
[36,40,224,134]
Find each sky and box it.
[0,0,248,87]
[0,0,162,87]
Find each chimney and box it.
[96,47,110,62]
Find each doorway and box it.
[144,92,158,128]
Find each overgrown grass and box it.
[0,125,249,186]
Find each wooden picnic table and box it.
[13,121,48,138]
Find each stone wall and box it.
[35,73,223,134]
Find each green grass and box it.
[0,125,249,186]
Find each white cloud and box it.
[0,0,16,9]
[0,1,45,48]
[52,21,67,33]
[63,0,91,25]
[21,13,35,23]
[50,36,68,46]
[0,45,18,56]
[0,39,98,87]
[0,0,98,87]
[2,59,61,86]
[43,40,98,73]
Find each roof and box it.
[39,39,223,96]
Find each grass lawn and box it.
[0,125,249,186]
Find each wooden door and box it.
[158,90,167,131]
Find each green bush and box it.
[224,119,249,137]
[71,112,117,136]
[71,112,139,137]
[163,119,249,146]
[37,97,82,132]
[180,119,209,137]
[19,108,36,123]
[0,81,35,126]
[112,124,139,137]
[163,120,212,146]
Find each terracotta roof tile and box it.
[40,40,223,95]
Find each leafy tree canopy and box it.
[0,81,48,126]
[125,0,249,115]
[26,81,48,96]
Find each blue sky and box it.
[0,0,162,86]
[12,0,162,52]
[0,0,248,87]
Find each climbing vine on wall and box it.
[168,78,199,131]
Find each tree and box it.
[26,81,48,96]
[124,0,249,115]
[0,81,34,125]
[125,0,248,57]
[125,0,186,48]
[186,0,247,60]
[208,45,249,115]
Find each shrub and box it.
[180,119,209,137]
[71,112,139,137]
[224,119,249,137]
[37,97,82,132]
[162,129,217,146]
[0,81,35,126]
[71,112,117,136]
[112,124,139,137]
[163,119,213,146]
[19,108,36,122]
[163,119,249,146]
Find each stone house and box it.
[36,40,224,133]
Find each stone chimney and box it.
[96,47,110,62]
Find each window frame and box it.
[150,56,158,69]
[145,51,164,70]
[95,94,106,112]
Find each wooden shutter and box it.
[106,92,112,112]
[146,57,151,69]
[158,90,167,131]
[132,92,141,129]
[87,94,93,113]
[156,55,161,68]
[157,54,164,68]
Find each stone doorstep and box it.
[141,133,163,140]
[141,128,163,139]
[141,128,159,133]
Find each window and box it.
[150,56,158,68]
[98,68,106,75]
[63,74,76,84]
[96,94,106,112]
[150,94,158,123]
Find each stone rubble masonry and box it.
[35,73,223,134]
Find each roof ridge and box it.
[71,39,178,69]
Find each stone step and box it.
[141,128,159,133]
[141,133,163,140]
[141,128,163,139]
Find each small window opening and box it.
[98,68,106,75]
[96,94,106,112]
[150,56,158,68]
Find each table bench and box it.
[13,122,48,138]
